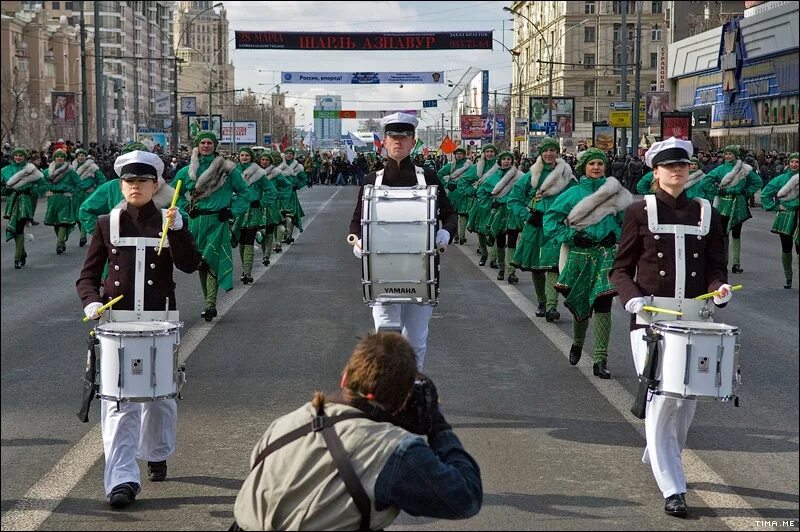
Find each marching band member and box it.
[43,149,85,255]
[437,147,472,244]
[609,138,730,517]
[465,144,499,266]
[760,152,799,289]
[510,138,576,319]
[231,147,269,284]
[543,148,632,379]
[254,152,283,266]
[485,151,525,282]
[172,132,254,321]
[70,148,107,247]
[349,113,457,370]
[76,151,203,508]
[276,147,308,244]
[1,147,49,269]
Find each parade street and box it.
[1,187,798,531]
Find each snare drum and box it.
[361,185,438,305]
[95,321,185,402]
[651,320,740,401]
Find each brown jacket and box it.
[349,157,458,239]
[609,190,728,329]
[76,201,202,310]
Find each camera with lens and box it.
[390,374,440,435]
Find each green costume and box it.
[277,149,308,239]
[761,159,799,286]
[635,170,654,195]
[484,153,525,279]
[70,152,107,245]
[254,158,283,263]
[43,153,86,251]
[1,157,50,265]
[232,157,271,279]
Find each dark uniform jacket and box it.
[349,156,458,239]
[76,201,202,311]
[609,189,729,329]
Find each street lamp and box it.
[494,37,524,150]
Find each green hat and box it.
[270,152,282,164]
[497,151,514,161]
[283,147,295,155]
[75,148,88,156]
[481,143,497,155]
[195,131,219,149]
[238,147,255,160]
[53,149,67,159]
[537,137,560,155]
[722,144,740,157]
[12,147,28,158]
[121,141,148,154]
[454,147,466,155]
[788,152,799,163]
[576,148,607,176]
[690,156,700,164]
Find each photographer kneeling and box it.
[232,332,482,531]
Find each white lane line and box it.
[454,243,770,531]
[0,188,341,532]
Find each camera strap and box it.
[250,407,373,531]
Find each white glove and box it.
[84,302,104,320]
[435,229,451,249]
[353,239,364,259]
[167,207,183,231]
[713,283,733,305]
[624,296,646,314]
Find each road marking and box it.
[455,243,770,531]
[1,188,341,531]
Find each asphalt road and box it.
[1,188,798,531]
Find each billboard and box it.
[281,71,444,84]
[51,92,77,127]
[460,114,505,140]
[529,97,573,133]
[136,129,168,151]
[592,122,616,152]
[153,91,171,116]
[188,115,223,141]
[660,112,692,140]
[221,121,258,144]
[645,92,670,126]
[514,118,528,141]
[236,31,493,50]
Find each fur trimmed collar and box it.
[534,157,575,197]
[685,169,706,190]
[280,158,303,176]
[47,161,70,184]
[187,148,236,203]
[777,173,799,202]
[475,157,497,180]
[241,162,267,186]
[567,177,632,230]
[491,166,525,198]
[446,159,472,180]
[263,164,282,180]
[114,177,175,210]
[6,163,44,189]
[720,159,753,189]
[71,158,100,180]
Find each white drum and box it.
[95,321,186,402]
[650,320,740,401]
[361,185,438,305]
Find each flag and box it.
[372,131,382,151]
[302,131,312,149]
[345,143,356,163]
[438,135,458,155]
[411,138,424,156]
[347,131,367,148]
[280,134,289,152]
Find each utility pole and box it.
[133,59,139,133]
[93,0,104,145]
[492,90,497,145]
[631,3,643,158]
[79,1,88,144]
[620,0,629,156]
[114,79,124,143]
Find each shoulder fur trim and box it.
[566,177,633,230]
[241,162,268,186]
[720,159,752,189]
[685,169,706,190]
[188,148,236,202]
[153,177,175,208]
[474,158,498,187]
[448,159,472,180]
[71,159,100,179]
[491,166,525,198]
[777,173,799,202]
[7,163,44,189]
[48,161,70,184]
[285,159,303,176]
[537,158,575,197]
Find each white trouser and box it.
[100,399,177,496]
[372,304,434,371]
[631,330,697,498]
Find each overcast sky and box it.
[222,1,514,133]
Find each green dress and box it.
[467,166,503,235]
[701,160,763,232]
[70,160,107,225]
[232,162,269,238]
[455,157,496,216]
[279,160,307,232]
[260,166,283,227]
[761,170,799,243]
[543,177,625,321]
[488,168,526,237]
[437,159,471,204]
[43,162,85,227]
[173,154,254,292]
[2,162,50,241]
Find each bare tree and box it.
[1,68,54,149]
[0,68,26,146]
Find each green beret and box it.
[12,148,28,158]
[454,147,466,155]
[283,147,295,155]
[238,147,255,160]
[121,141,148,154]
[690,157,700,164]
[53,149,67,159]
[75,148,88,156]
[195,131,219,148]
[537,137,560,155]
[788,152,799,163]
[270,153,282,164]
[722,145,740,157]
[576,148,607,176]
[497,151,514,161]
[481,143,497,154]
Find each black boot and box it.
[201,307,217,322]
[785,280,792,289]
[147,460,167,482]
[731,264,743,273]
[14,259,22,269]
[274,244,282,253]
[664,493,688,518]
[478,253,488,266]
[79,235,87,247]
[56,243,65,255]
[593,360,611,379]
[545,308,560,323]
[459,238,466,245]
[496,270,504,281]
[262,256,270,266]
[535,303,546,317]
[109,482,139,508]
[20,252,26,266]
[489,260,498,269]
[507,273,519,284]
[569,345,582,365]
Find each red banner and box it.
[236,31,493,50]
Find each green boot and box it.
[731,238,743,273]
[496,247,506,280]
[506,247,518,283]
[544,271,561,322]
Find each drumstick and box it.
[347,233,358,245]
[642,305,683,317]
[694,284,743,300]
[82,294,124,322]
[157,180,182,256]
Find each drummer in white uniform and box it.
[76,151,203,508]
[349,113,458,370]
[609,138,733,517]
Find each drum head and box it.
[96,320,180,335]
[653,320,739,334]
